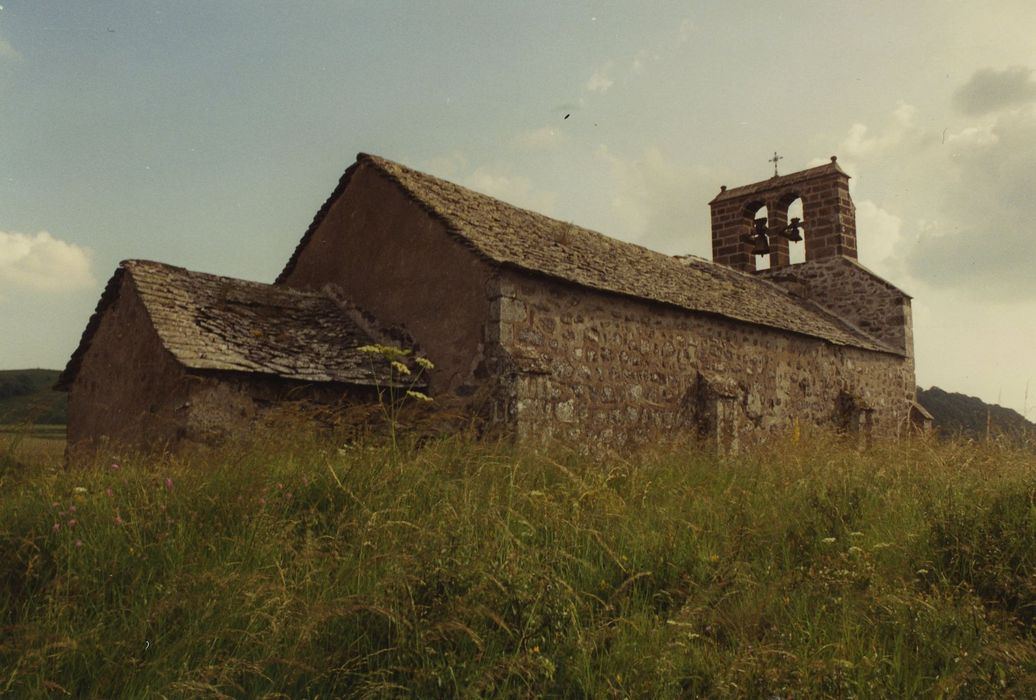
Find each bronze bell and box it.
[751,232,770,256]
[785,217,804,242]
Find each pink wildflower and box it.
[164,477,174,492]
[68,505,77,513]
[75,539,83,548]
[67,519,77,528]
[115,514,124,526]
[110,463,120,471]
[106,487,114,498]
[52,523,60,533]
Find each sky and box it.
[1,1,1035,416]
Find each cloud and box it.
[811,102,922,175]
[0,36,19,61]
[0,231,96,293]
[422,151,468,179]
[854,200,904,279]
[953,66,1036,115]
[585,64,614,94]
[463,168,558,215]
[906,105,1036,298]
[594,145,718,255]
[515,126,564,149]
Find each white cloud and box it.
[0,36,19,61]
[854,200,904,280]
[810,102,925,175]
[677,18,694,43]
[464,168,558,215]
[422,151,468,179]
[0,230,95,293]
[585,64,614,94]
[515,126,564,149]
[594,145,717,255]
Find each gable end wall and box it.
[66,275,191,457]
[277,163,497,397]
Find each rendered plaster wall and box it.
[278,163,496,397]
[491,269,915,448]
[66,275,191,458]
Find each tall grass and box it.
[2,427,1036,698]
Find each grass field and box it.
[2,427,1036,698]
[0,423,65,468]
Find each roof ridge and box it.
[281,152,901,356]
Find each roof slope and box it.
[281,153,897,355]
[58,260,416,389]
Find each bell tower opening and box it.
[709,156,856,272]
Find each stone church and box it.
[58,153,927,454]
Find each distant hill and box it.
[0,369,66,425]
[917,386,1036,442]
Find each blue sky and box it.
[2,1,1035,415]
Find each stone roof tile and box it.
[58,260,424,389]
[324,154,896,355]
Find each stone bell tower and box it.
[708,156,856,273]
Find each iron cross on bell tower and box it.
[769,151,783,177]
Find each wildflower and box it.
[707,553,720,563]
[73,486,87,495]
[67,519,77,528]
[110,462,121,471]
[414,356,434,370]
[164,477,174,492]
[848,546,864,555]
[75,539,83,548]
[821,537,836,544]
[52,523,60,533]
[68,504,77,513]
[106,487,114,498]
[115,515,124,526]
[406,390,433,402]
[391,360,411,376]
[530,645,540,654]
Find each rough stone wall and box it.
[67,275,382,459]
[492,268,915,448]
[184,372,377,445]
[278,162,497,397]
[66,275,192,458]
[758,257,913,357]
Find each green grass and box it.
[2,427,1036,698]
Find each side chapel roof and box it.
[57,260,418,389]
[279,154,899,355]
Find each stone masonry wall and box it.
[758,257,913,357]
[492,269,915,448]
